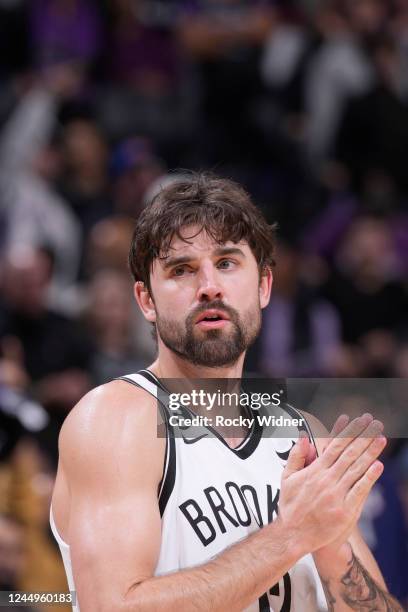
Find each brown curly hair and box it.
[129,172,276,291]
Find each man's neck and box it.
[148,345,245,380]
[147,345,250,449]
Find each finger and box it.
[282,436,309,479]
[330,414,350,438]
[345,460,384,509]
[318,415,350,456]
[339,435,387,491]
[320,413,374,468]
[305,442,317,467]
[330,419,384,481]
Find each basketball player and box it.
[51,174,402,611]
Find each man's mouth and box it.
[195,309,230,329]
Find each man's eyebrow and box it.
[161,255,194,270]
[213,247,246,258]
[161,247,246,271]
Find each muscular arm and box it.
[319,542,403,612]
[303,411,403,611]
[124,521,297,612]
[59,381,302,612]
[58,390,393,612]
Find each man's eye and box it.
[173,266,187,276]
[217,259,234,269]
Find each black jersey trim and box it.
[138,373,263,459]
[158,428,176,516]
[136,371,177,516]
[283,402,319,456]
[258,593,270,611]
[115,372,176,517]
[197,405,263,459]
[137,369,168,393]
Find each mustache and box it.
[186,300,240,327]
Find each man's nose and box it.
[196,264,223,302]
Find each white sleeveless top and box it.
[50,370,327,612]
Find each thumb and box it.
[282,436,309,479]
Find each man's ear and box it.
[259,268,273,309]
[134,281,156,322]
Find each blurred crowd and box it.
[0,0,407,609]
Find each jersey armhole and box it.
[114,372,176,516]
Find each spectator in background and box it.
[304,1,376,164]
[393,344,408,377]
[335,34,408,205]
[105,0,181,94]
[97,0,195,161]
[58,115,113,258]
[85,215,135,278]
[0,0,29,77]
[322,216,408,374]
[359,465,408,606]
[111,136,166,218]
[0,386,70,612]
[0,0,30,125]
[0,71,82,304]
[179,0,276,163]
[0,246,92,415]
[0,514,24,589]
[0,514,33,610]
[391,0,408,97]
[258,240,342,376]
[29,0,102,70]
[84,216,156,361]
[85,270,144,385]
[395,443,408,546]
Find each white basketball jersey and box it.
[50,370,328,612]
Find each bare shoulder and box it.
[53,381,167,606]
[59,379,166,490]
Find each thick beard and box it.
[156,299,261,368]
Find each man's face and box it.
[140,226,271,367]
